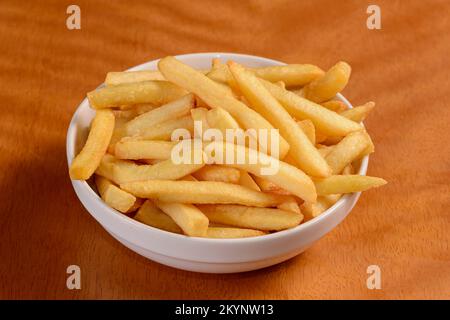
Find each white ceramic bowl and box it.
[67,53,368,273]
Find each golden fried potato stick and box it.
[320,100,348,112]
[317,145,335,158]
[87,80,188,109]
[238,171,261,191]
[190,107,210,132]
[192,165,241,184]
[198,204,303,231]
[181,175,198,181]
[115,139,176,160]
[251,175,291,195]
[314,175,387,195]
[340,102,375,122]
[128,198,145,212]
[205,227,265,238]
[95,175,139,213]
[134,200,182,234]
[261,79,361,137]
[228,61,331,178]
[208,63,324,87]
[95,153,118,182]
[301,194,342,220]
[325,131,371,174]
[113,157,205,184]
[206,141,317,203]
[139,115,194,141]
[361,131,375,156]
[277,196,302,214]
[158,56,290,158]
[105,69,209,86]
[250,175,300,213]
[297,119,316,145]
[155,201,209,237]
[107,116,128,154]
[120,180,292,207]
[70,110,115,180]
[125,94,194,135]
[106,70,166,85]
[114,103,157,120]
[303,61,351,103]
[205,107,260,150]
[206,107,240,132]
[299,163,354,219]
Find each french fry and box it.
[105,69,209,86]
[274,81,286,89]
[108,117,127,154]
[141,159,164,165]
[301,194,342,220]
[206,141,316,202]
[158,56,290,158]
[120,180,292,207]
[192,165,241,183]
[228,61,331,177]
[238,171,261,191]
[252,175,291,195]
[112,157,205,184]
[205,227,265,238]
[206,107,260,149]
[95,153,119,182]
[297,119,316,144]
[361,131,375,156]
[115,139,176,160]
[206,107,240,132]
[208,63,324,87]
[320,100,348,112]
[291,88,305,97]
[342,164,354,175]
[214,80,237,97]
[277,196,302,214]
[106,70,166,85]
[125,94,194,135]
[113,103,157,120]
[315,131,328,144]
[303,61,351,103]
[95,175,138,213]
[325,131,370,174]
[181,175,198,181]
[254,65,324,86]
[70,110,115,180]
[261,79,362,137]
[190,107,210,132]
[155,201,209,237]
[321,136,343,146]
[198,204,303,231]
[207,60,241,93]
[127,198,145,213]
[87,81,188,109]
[134,200,182,234]
[139,115,194,140]
[314,175,387,195]
[317,145,335,158]
[251,176,301,214]
[340,102,375,122]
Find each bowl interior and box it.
[67,52,368,243]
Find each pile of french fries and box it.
[69,56,386,238]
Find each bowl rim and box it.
[66,52,368,245]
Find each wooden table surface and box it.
[1,0,449,300]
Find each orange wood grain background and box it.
[0,0,449,299]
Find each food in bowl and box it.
[69,56,386,239]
